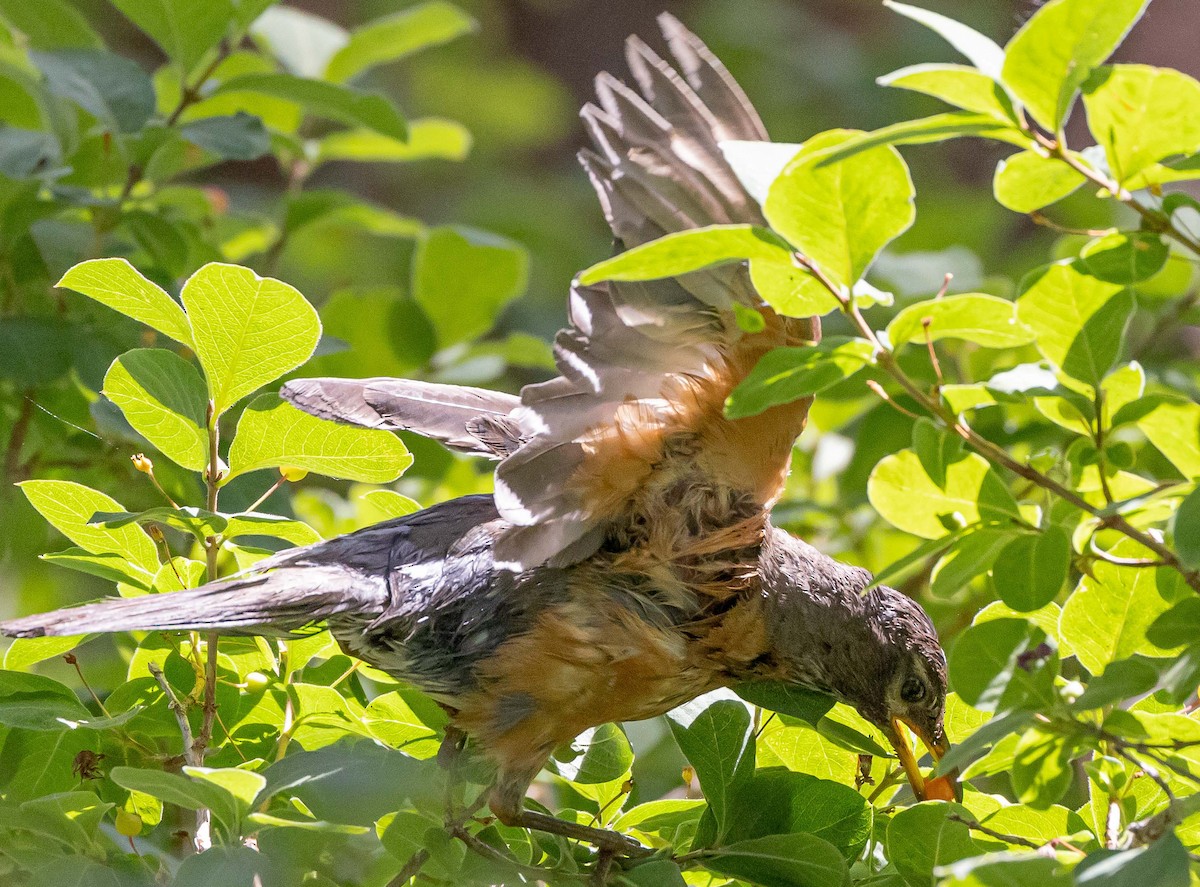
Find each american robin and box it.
[2,14,951,854]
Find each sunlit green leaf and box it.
[765,129,914,289]
[888,293,1033,348]
[1082,64,1200,184]
[1135,397,1200,479]
[109,766,239,837]
[0,0,102,49]
[1011,729,1075,808]
[879,63,1014,120]
[181,263,321,415]
[813,112,1028,167]
[1017,261,1132,388]
[1080,233,1168,284]
[1059,540,1184,673]
[725,339,874,420]
[57,258,193,346]
[3,636,84,671]
[103,349,208,471]
[40,548,154,590]
[748,259,840,317]
[869,449,1021,540]
[19,480,159,574]
[1001,0,1150,130]
[94,505,321,547]
[325,1,476,83]
[578,224,789,286]
[993,150,1086,213]
[316,118,471,164]
[227,394,412,483]
[552,722,633,785]
[666,693,755,843]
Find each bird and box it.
[1,13,951,854]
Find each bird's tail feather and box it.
[0,565,384,639]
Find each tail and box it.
[0,564,386,639]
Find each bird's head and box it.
[850,585,952,800]
[771,580,953,800]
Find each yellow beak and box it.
[889,717,956,801]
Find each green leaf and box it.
[109,0,234,74]
[879,63,1014,120]
[812,112,1028,166]
[941,854,1074,887]
[3,636,84,671]
[888,293,1033,348]
[363,691,441,758]
[1059,540,1184,674]
[724,769,872,858]
[227,394,412,483]
[993,527,1070,612]
[620,860,687,887]
[181,263,321,416]
[41,548,155,589]
[1012,729,1076,808]
[720,140,804,205]
[0,670,90,729]
[552,722,633,785]
[94,506,321,547]
[215,73,406,140]
[359,489,421,521]
[725,339,874,420]
[0,0,102,49]
[32,49,155,133]
[886,802,979,886]
[868,449,1021,540]
[1171,486,1200,570]
[1017,261,1132,388]
[316,118,471,164]
[1073,656,1160,709]
[19,480,159,574]
[747,259,840,317]
[578,224,790,286]
[179,112,271,161]
[57,258,193,346]
[325,1,476,83]
[993,150,1087,212]
[765,129,914,288]
[412,225,528,347]
[109,766,239,836]
[666,694,755,842]
[1080,233,1168,284]
[949,618,1042,711]
[103,349,208,471]
[1076,836,1191,887]
[1082,65,1200,184]
[883,1,1005,78]
[702,832,849,887]
[1001,0,1150,131]
[174,846,279,887]
[1135,397,1200,479]
[735,682,835,726]
[183,766,266,822]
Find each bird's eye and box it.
[900,677,927,703]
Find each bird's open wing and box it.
[491,14,818,569]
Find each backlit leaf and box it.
[887,293,1033,348]
[725,339,874,420]
[993,150,1086,213]
[57,258,192,346]
[103,349,208,471]
[578,224,789,286]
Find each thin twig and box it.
[796,253,1200,594]
[947,814,1042,850]
[147,662,198,767]
[386,849,431,887]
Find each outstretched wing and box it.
[283,16,818,572]
[491,14,818,569]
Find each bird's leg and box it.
[488,778,652,858]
